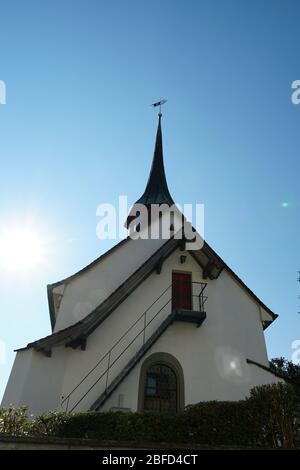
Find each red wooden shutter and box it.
[172,272,192,310]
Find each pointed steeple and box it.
[135,113,174,206]
[125,113,175,229]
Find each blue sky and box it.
[0,0,299,400]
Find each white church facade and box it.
[2,113,281,416]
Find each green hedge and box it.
[1,383,299,448]
[30,411,184,442]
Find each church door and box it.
[172,272,192,310]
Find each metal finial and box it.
[151,99,167,115]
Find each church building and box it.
[2,112,280,416]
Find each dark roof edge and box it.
[47,230,277,329]
[46,237,130,329]
[17,237,277,353]
[47,285,56,332]
[246,358,299,387]
[203,240,277,324]
[48,237,130,290]
[16,237,181,353]
[227,264,277,324]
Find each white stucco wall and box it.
[53,214,176,332]
[100,255,280,411]
[2,245,279,415]
[1,346,67,415]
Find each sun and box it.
[0,226,45,272]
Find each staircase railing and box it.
[61,280,207,412]
[192,281,208,312]
[61,283,173,412]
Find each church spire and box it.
[135,113,174,206]
[125,111,175,229]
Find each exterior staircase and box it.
[90,312,176,411]
[61,282,207,413]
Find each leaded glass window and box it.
[144,364,177,412]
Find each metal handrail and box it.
[69,297,172,412]
[192,282,208,312]
[61,280,208,412]
[61,283,173,410]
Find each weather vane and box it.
[151,99,167,115]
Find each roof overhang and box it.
[18,233,277,356]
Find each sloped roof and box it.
[19,113,278,355]
[19,237,181,355]
[17,234,277,356]
[47,237,130,330]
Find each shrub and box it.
[0,405,30,436]
[269,358,300,389]
[42,411,183,442]
[29,411,71,437]
[26,383,299,447]
[0,383,299,448]
[247,383,300,448]
[184,400,255,447]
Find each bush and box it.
[0,383,299,448]
[184,400,255,447]
[247,383,300,448]
[0,405,30,436]
[26,384,300,448]
[33,411,184,442]
[270,358,300,388]
[29,411,71,437]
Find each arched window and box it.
[138,353,184,413]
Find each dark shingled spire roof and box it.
[135,113,174,206]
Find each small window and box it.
[144,364,177,413]
[145,375,157,396]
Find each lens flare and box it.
[0,227,45,272]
